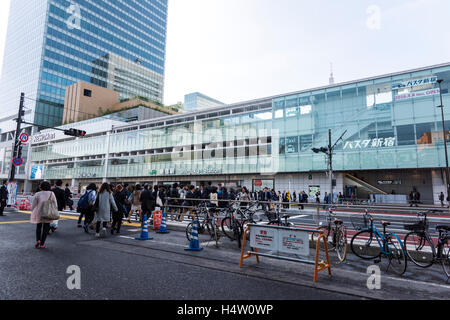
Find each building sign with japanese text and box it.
[391,76,437,90]
[394,89,440,102]
[343,137,396,150]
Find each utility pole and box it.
[312,129,347,204]
[437,79,450,210]
[9,93,25,182]
[329,129,333,204]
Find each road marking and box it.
[288,215,308,220]
[119,236,135,240]
[0,220,30,225]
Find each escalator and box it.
[344,173,388,199]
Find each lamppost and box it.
[312,129,347,204]
[437,79,450,209]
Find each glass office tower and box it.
[0,0,168,130]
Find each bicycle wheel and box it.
[221,217,238,240]
[350,230,381,260]
[386,233,407,275]
[441,238,449,278]
[186,221,206,241]
[404,232,434,268]
[335,228,348,263]
[186,223,193,241]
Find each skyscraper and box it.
[0,0,168,130]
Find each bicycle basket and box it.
[350,213,370,231]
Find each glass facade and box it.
[184,92,226,112]
[31,63,450,181]
[0,0,168,130]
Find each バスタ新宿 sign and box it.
[343,137,396,150]
[391,76,438,90]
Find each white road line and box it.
[288,215,308,220]
[119,236,135,240]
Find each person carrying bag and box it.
[31,181,59,249]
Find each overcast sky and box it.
[0,0,449,106]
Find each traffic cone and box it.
[157,211,170,234]
[135,214,153,241]
[185,219,203,252]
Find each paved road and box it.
[0,211,358,300]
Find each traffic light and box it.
[64,128,86,137]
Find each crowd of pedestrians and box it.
[28,179,448,249]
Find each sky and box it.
[0,0,449,106]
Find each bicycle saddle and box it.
[436,225,450,232]
[333,219,344,225]
[381,221,391,226]
[282,215,290,219]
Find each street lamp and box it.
[437,79,450,209]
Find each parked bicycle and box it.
[312,206,347,262]
[221,201,259,248]
[403,210,449,279]
[186,204,221,247]
[350,210,407,275]
[266,203,294,227]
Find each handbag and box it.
[156,191,163,207]
[41,193,60,221]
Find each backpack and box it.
[78,190,93,209]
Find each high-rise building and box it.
[0,0,168,130]
[184,92,225,112]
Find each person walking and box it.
[64,184,74,211]
[78,183,97,232]
[128,184,142,223]
[94,183,118,238]
[439,192,445,207]
[0,180,8,216]
[50,180,65,233]
[31,181,58,249]
[140,184,155,223]
[112,185,127,235]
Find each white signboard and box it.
[278,229,310,257]
[391,76,437,90]
[394,89,440,102]
[249,225,310,257]
[250,226,278,251]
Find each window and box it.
[84,89,92,97]
[397,125,415,146]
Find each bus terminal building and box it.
[27,63,450,204]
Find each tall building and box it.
[0,0,168,131]
[184,92,225,112]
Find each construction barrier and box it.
[152,210,162,230]
[239,224,331,283]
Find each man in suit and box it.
[0,180,8,216]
